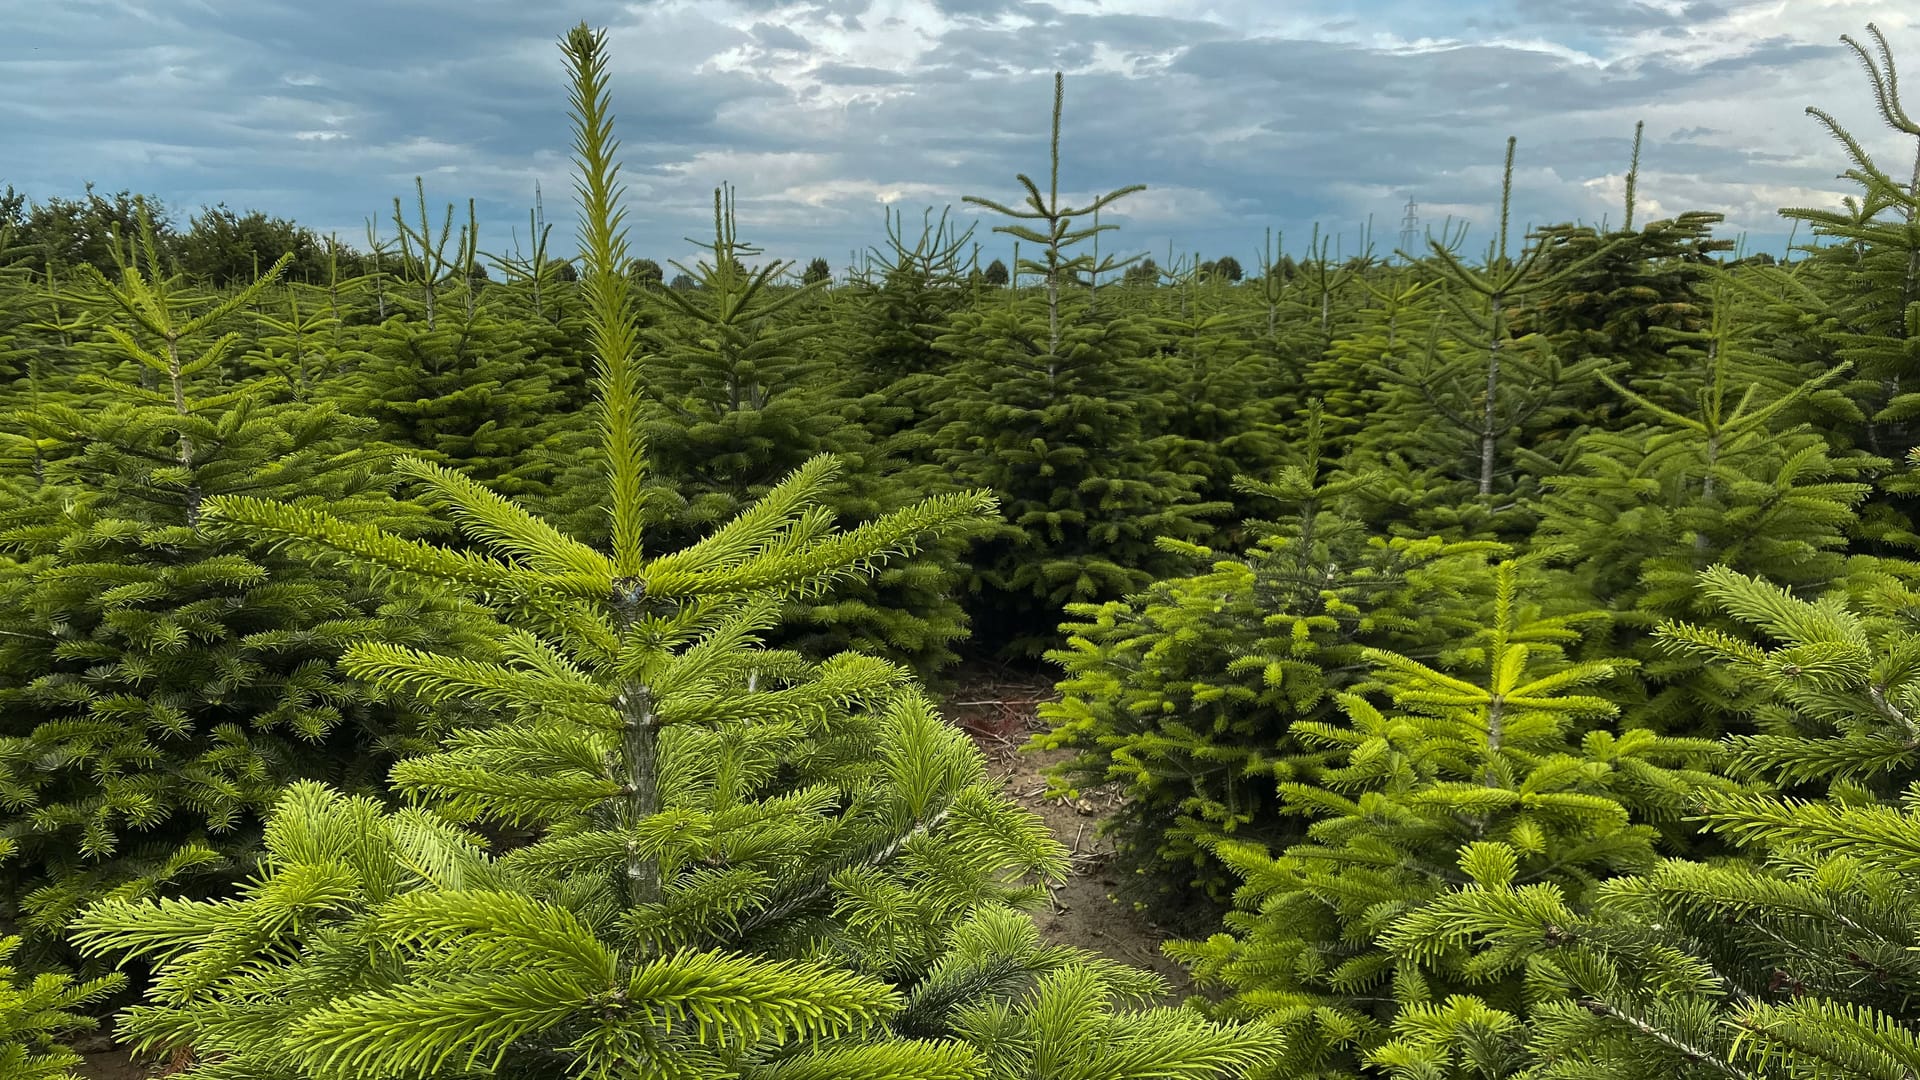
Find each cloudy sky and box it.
[4,0,1915,274]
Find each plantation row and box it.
[6,18,1920,1080]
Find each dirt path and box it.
[73,1035,155,1080]
[939,665,1187,993]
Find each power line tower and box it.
[1398,196,1421,262]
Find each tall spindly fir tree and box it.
[66,25,1287,1080]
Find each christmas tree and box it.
[924,73,1224,653]
[67,27,1287,1080]
[1170,560,1723,1078]
[0,210,480,949]
[1380,565,1920,1078]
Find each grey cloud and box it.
[812,63,914,86]
[1522,0,1733,31]
[751,21,813,52]
[1,0,790,243]
[729,0,874,19]
[1695,38,1839,74]
[0,0,1900,267]
[929,0,1032,17]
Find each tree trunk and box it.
[616,678,659,907]
[1480,292,1504,497]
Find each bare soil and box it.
[76,1053,157,1080]
[76,663,1178,1078]
[938,663,1187,993]
[72,1033,169,1080]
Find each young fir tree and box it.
[1377,565,1920,1079]
[0,211,480,949]
[1304,269,1516,541]
[1032,409,1500,910]
[481,184,582,326]
[1281,225,1371,393]
[0,222,39,392]
[1748,25,1920,551]
[1138,277,1285,530]
[480,188,596,414]
[68,28,1288,1080]
[625,185,869,535]
[0,238,50,492]
[475,191,602,542]
[843,206,975,407]
[1373,140,1619,516]
[924,73,1223,653]
[0,936,121,1080]
[476,190,595,399]
[1508,122,1727,398]
[1487,121,1732,491]
[0,253,113,494]
[1168,560,1725,1080]
[1306,269,1441,438]
[344,182,578,499]
[1535,280,1878,735]
[595,187,977,680]
[1800,23,1920,449]
[243,282,365,404]
[1512,211,1727,394]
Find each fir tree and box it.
[0,209,480,948]
[1381,565,1920,1079]
[1277,225,1368,382]
[68,29,1288,1079]
[482,184,581,325]
[0,936,121,1080]
[1306,270,1441,437]
[0,255,105,489]
[243,283,363,404]
[0,224,42,406]
[344,187,577,499]
[1170,560,1724,1079]
[1535,279,1878,734]
[1751,25,1920,553]
[1033,410,1500,908]
[1785,23,1920,464]
[1238,228,1314,420]
[1514,212,1727,383]
[1494,122,1732,483]
[611,187,975,679]
[845,205,975,408]
[1122,258,1160,289]
[1377,140,1618,504]
[925,73,1222,653]
[631,184,863,533]
[1139,278,1285,527]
